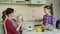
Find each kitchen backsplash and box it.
[0,4,44,22]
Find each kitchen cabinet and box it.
[30,0,46,4]
[0,0,25,2]
[0,0,4,2]
[12,0,25,2]
[0,0,12,2]
[0,0,46,5]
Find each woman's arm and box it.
[13,17,22,31]
[16,20,22,31]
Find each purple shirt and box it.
[43,15,55,26]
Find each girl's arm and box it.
[53,16,55,25]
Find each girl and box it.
[2,8,23,34]
[43,5,55,29]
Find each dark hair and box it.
[44,5,53,15]
[2,11,6,22]
[6,8,14,16]
[2,8,14,22]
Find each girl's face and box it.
[9,12,14,18]
[44,8,51,14]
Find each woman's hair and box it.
[2,8,14,22]
[2,11,6,22]
[44,5,53,15]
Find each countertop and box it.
[0,21,59,34]
[22,29,60,34]
[22,22,60,34]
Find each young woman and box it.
[2,8,22,34]
[43,5,55,29]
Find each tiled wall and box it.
[0,4,44,22]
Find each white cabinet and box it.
[30,0,46,4]
[0,0,25,2]
[12,0,25,2]
[0,0,46,5]
[14,0,25,1]
[0,0,4,2]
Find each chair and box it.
[56,19,60,29]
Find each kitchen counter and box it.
[22,29,60,34]
[0,21,60,34]
[22,22,60,34]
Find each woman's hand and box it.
[19,20,22,25]
[16,20,22,31]
[12,17,17,20]
[16,19,23,31]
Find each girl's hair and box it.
[44,5,53,15]
[2,8,14,22]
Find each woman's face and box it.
[44,8,50,14]
[9,12,14,18]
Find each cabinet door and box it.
[0,0,12,2]
[30,0,37,4]
[40,0,46,4]
[30,0,46,4]
[0,0,4,2]
[0,0,25,2]
[12,0,25,1]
